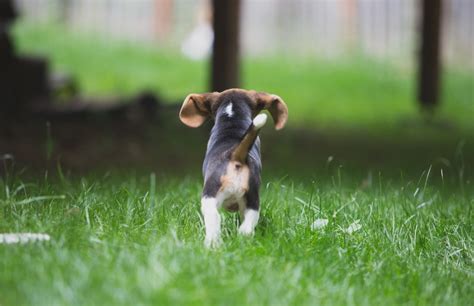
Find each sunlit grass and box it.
[0,170,472,305]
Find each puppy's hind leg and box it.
[201,197,221,248]
[239,176,261,236]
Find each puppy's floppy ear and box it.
[179,93,217,128]
[256,93,288,130]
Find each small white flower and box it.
[311,218,329,231]
[345,220,362,234]
[0,233,50,244]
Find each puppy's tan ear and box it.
[179,93,216,128]
[257,93,288,130]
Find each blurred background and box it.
[1,0,473,179]
[13,0,474,64]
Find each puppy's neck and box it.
[206,101,253,154]
[214,101,252,131]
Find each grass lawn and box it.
[1,21,473,305]
[0,171,472,305]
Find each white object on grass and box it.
[345,220,362,234]
[0,233,51,244]
[311,218,329,231]
[253,114,267,129]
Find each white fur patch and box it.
[253,113,267,129]
[201,197,221,248]
[225,103,234,117]
[238,209,260,235]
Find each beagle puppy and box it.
[179,89,288,247]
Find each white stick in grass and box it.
[0,233,51,244]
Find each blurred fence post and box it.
[58,0,73,24]
[342,0,357,50]
[0,0,17,116]
[211,0,240,92]
[154,0,173,41]
[418,0,442,110]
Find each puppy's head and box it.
[179,89,288,130]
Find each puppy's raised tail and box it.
[231,114,267,163]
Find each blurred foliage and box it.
[12,22,473,133]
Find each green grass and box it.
[2,21,473,305]
[0,170,472,305]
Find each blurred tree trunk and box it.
[418,0,442,111]
[211,0,240,92]
[0,0,17,116]
[1,0,50,117]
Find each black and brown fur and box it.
[179,88,288,246]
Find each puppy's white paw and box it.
[204,236,222,248]
[253,114,267,129]
[238,225,255,236]
[238,209,259,236]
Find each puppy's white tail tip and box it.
[253,114,267,129]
